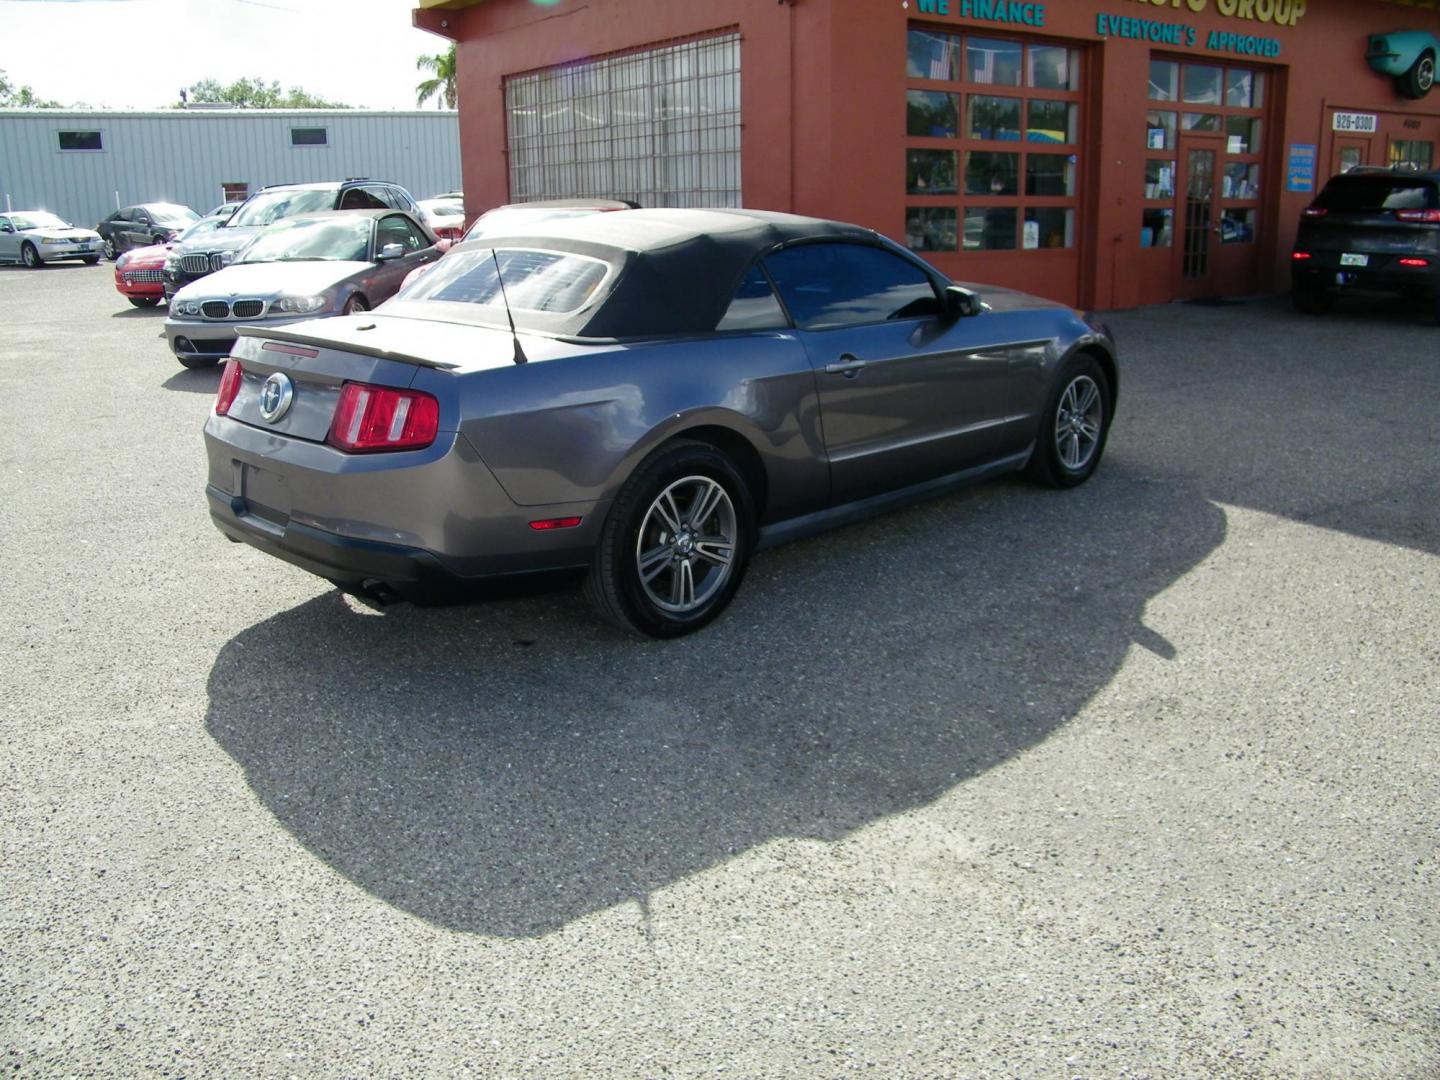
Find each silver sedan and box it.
[164,210,441,368]
[0,211,103,267]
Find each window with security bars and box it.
[505,32,741,208]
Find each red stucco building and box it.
[414,0,1440,309]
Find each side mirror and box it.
[944,284,986,318]
[377,243,406,262]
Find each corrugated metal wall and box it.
[0,110,461,227]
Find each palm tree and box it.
[416,44,458,110]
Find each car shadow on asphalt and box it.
[161,367,222,393]
[110,306,167,318]
[204,463,1224,937]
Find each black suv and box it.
[1292,166,1440,320]
[162,178,423,298]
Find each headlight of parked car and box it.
[176,300,203,316]
[271,295,329,315]
[39,235,68,245]
[116,253,130,270]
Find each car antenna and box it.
[489,247,527,365]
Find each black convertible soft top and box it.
[386,208,895,339]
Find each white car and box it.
[0,211,103,267]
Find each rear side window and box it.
[716,264,788,331]
[762,242,942,330]
[1314,177,1438,212]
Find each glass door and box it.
[1332,136,1372,174]
[1176,138,1223,298]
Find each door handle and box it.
[825,353,868,377]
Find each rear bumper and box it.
[1293,261,1440,298]
[204,415,605,587]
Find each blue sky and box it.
[0,0,453,110]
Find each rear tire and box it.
[21,243,41,269]
[128,296,161,308]
[1026,354,1112,489]
[343,294,368,315]
[585,440,755,638]
[1399,50,1436,100]
[103,237,118,261]
[176,354,219,370]
[82,256,100,266]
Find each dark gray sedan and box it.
[204,209,1116,637]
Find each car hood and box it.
[170,225,263,256]
[26,226,100,240]
[119,243,170,267]
[175,260,371,300]
[960,280,1072,314]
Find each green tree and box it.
[0,70,61,108]
[415,44,457,110]
[176,77,348,109]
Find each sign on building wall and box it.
[1331,112,1379,134]
[1286,143,1316,192]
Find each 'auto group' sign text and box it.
[1124,0,1306,28]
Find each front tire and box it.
[585,440,755,638]
[1399,50,1436,100]
[343,294,368,315]
[81,256,100,266]
[1026,355,1112,489]
[128,296,161,308]
[21,243,41,269]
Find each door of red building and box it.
[1331,136,1373,175]
[1175,136,1225,299]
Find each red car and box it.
[112,214,232,308]
[113,242,169,307]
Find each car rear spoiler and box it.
[235,324,463,370]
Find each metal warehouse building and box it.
[0,109,461,228]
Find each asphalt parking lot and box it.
[2,262,1436,1078]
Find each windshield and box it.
[228,188,337,228]
[10,212,70,230]
[397,247,609,314]
[151,205,200,226]
[462,208,601,241]
[238,217,371,263]
[177,217,225,242]
[1314,177,1439,212]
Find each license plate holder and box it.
[1339,253,1369,267]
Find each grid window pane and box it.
[968,95,1022,140]
[1225,68,1257,108]
[1027,100,1075,143]
[907,90,960,138]
[1027,154,1075,197]
[1220,208,1255,244]
[965,151,1018,195]
[1141,208,1174,248]
[1028,46,1077,91]
[1146,111,1177,151]
[1182,65,1223,105]
[504,33,740,208]
[908,29,960,80]
[1145,160,1176,199]
[1149,60,1179,102]
[907,149,957,194]
[967,38,1023,85]
[1226,116,1261,155]
[963,207,1017,250]
[906,207,958,252]
[1024,207,1073,249]
[1182,112,1222,133]
[1223,162,1259,200]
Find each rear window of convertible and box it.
[398,247,611,315]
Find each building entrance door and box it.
[1176,137,1224,299]
[1332,136,1373,174]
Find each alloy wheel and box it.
[1054,375,1103,471]
[634,475,737,614]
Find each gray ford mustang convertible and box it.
[205,209,1117,637]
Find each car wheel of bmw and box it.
[1027,355,1112,489]
[586,440,754,638]
[20,243,41,269]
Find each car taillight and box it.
[215,358,243,415]
[327,381,439,453]
[1302,207,1327,218]
[1397,257,1431,268]
[1395,209,1440,223]
[1291,251,1312,261]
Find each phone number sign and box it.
[1332,112,1379,134]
